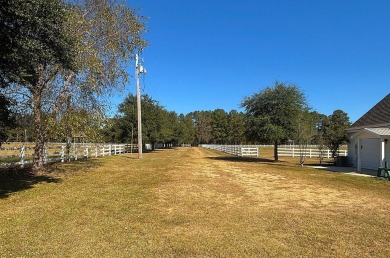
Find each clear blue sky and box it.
[117,0,390,123]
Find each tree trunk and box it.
[32,88,45,171]
[299,148,305,167]
[274,141,279,161]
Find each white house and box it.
[347,93,390,171]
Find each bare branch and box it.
[53,71,75,114]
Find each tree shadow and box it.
[305,161,335,167]
[208,156,275,163]
[49,158,104,175]
[143,147,179,153]
[0,158,106,199]
[0,166,61,199]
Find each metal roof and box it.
[365,127,390,136]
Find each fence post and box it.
[66,141,71,162]
[102,146,105,156]
[75,145,78,161]
[95,146,98,158]
[114,145,117,155]
[309,149,312,158]
[61,146,65,163]
[85,146,89,159]
[20,146,25,168]
[327,150,330,158]
[43,145,47,164]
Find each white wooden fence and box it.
[278,147,347,158]
[200,144,259,157]
[0,143,133,168]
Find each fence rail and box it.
[0,143,135,168]
[278,147,347,158]
[200,144,259,158]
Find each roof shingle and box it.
[350,93,390,129]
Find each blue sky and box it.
[117,0,390,122]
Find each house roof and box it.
[350,93,390,129]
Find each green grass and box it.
[0,147,389,257]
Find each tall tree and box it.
[227,110,246,144]
[294,110,317,166]
[242,81,308,161]
[1,0,76,170]
[211,109,229,144]
[311,111,329,164]
[159,111,181,146]
[192,111,213,144]
[324,109,351,158]
[2,0,147,171]
[115,94,138,143]
[177,114,196,145]
[140,95,166,149]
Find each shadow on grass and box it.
[0,166,61,199]
[208,156,333,169]
[143,147,179,153]
[306,162,336,167]
[208,156,275,163]
[50,158,103,174]
[0,158,104,199]
[122,148,180,156]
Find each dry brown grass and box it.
[0,147,389,257]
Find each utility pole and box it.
[135,53,146,159]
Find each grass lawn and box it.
[1,147,389,257]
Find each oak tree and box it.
[242,81,308,161]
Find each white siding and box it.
[386,139,390,167]
[360,138,381,170]
[347,137,358,167]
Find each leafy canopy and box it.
[242,81,308,144]
[0,0,75,86]
[325,109,351,157]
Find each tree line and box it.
[102,94,247,148]
[101,81,350,164]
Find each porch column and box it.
[380,138,385,167]
[357,138,361,172]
